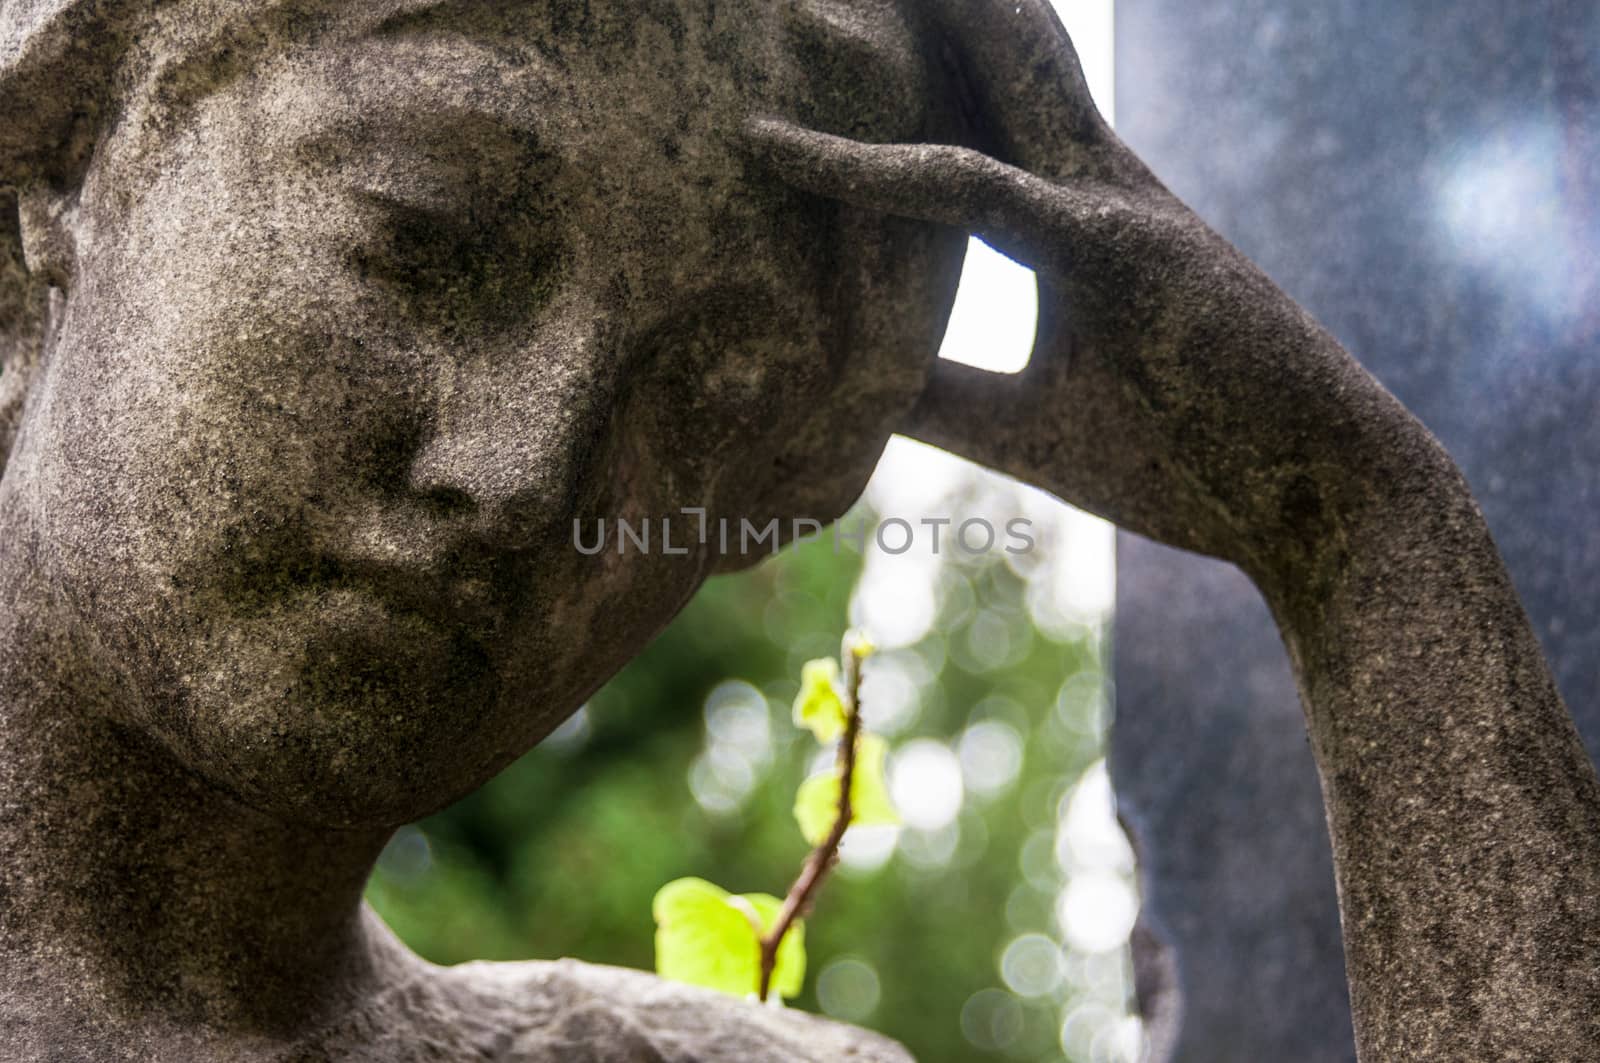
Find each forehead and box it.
[62,0,964,541]
[105,0,934,297]
[121,0,932,147]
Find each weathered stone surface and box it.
[5,0,1600,1059]
[8,908,910,1062]
[755,3,1600,1059]
[1110,3,1600,1059]
[0,1,961,1057]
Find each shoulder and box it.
[299,957,915,1063]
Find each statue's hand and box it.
[743,3,1426,588]
[742,114,1415,582]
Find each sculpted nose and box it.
[405,299,620,547]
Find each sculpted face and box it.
[0,1,965,826]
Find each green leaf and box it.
[652,877,806,1000]
[792,734,900,846]
[792,657,847,743]
[793,774,841,848]
[653,878,758,997]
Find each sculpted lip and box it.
[325,555,502,628]
[214,524,509,632]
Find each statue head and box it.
[0,0,970,827]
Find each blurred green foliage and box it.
[368,495,1130,1062]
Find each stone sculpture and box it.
[1110,5,1600,1059]
[1,1,1596,1060]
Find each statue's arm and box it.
[745,3,1600,1056]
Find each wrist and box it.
[1247,409,1480,639]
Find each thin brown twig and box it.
[757,638,867,1002]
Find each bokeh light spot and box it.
[816,957,883,1022]
[1001,933,1068,998]
[959,719,1026,796]
[889,739,965,831]
[961,988,1026,1053]
[1057,872,1139,955]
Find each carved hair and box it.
[0,196,40,471]
[1,0,143,470]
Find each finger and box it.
[900,355,1160,543]
[901,315,1206,558]
[742,116,1114,276]
[924,0,1100,168]
[921,0,1152,190]
[903,294,1077,471]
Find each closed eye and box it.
[342,189,570,340]
[291,105,570,338]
